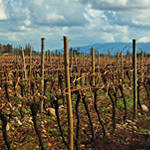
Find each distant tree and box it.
[77,47,80,55]
[0,44,4,53]
[0,44,13,53]
[144,51,147,57]
[7,44,13,52]
[90,48,92,56]
[69,48,80,56]
[126,50,130,56]
[23,43,35,56]
[107,49,111,57]
[24,43,31,55]
[56,49,58,56]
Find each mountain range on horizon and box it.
[55,42,150,55]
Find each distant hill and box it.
[55,42,150,55]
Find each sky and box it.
[0,0,150,52]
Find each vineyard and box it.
[1,38,150,150]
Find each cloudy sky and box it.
[0,0,150,52]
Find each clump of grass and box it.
[126,99,133,111]
[138,128,150,135]
[116,98,133,111]
[140,115,150,122]
[43,142,48,148]
[14,97,22,103]
[13,110,21,117]
[22,108,31,115]
[116,98,124,110]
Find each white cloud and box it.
[81,0,150,10]
[18,26,26,31]
[8,35,18,41]
[132,19,149,26]
[138,37,150,43]
[0,10,7,20]
[24,20,31,26]
[35,0,43,6]
[0,0,8,20]
[0,0,150,51]
[36,13,65,24]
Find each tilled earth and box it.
[0,103,150,150]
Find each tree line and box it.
[0,43,37,56]
[0,43,13,55]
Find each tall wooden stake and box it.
[40,38,45,113]
[141,50,144,81]
[48,50,52,67]
[121,52,123,78]
[146,52,148,66]
[141,50,144,68]
[29,46,32,94]
[70,48,73,68]
[74,50,77,66]
[38,52,39,62]
[98,52,100,74]
[46,51,48,62]
[54,50,56,60]
[92,47,95,86]
[29,46,32,77]
[117,52,119,82]
[64,36,73,150]
[59,51,61,69]
[83,51,85,65]
[16,49,19,70]
[133,39,137,119]
[16,49,19,64]
[21,47,27,79]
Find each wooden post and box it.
[21,47,27,79]
[146,52,148,66]
[87,55,89,63]
[98,52,100,74]
[54,50,56,60]
[117,52,119,68]
[91,47,95,86]
[16,49,19,70]
[121,52,123,78]
[38,52,39,62]
[46,51,48,62]
[129,55,131,64]
[141,50,144,68]
[40,38,45,113]
[48,50,52,67]
[70,48,73,71]
[141,50,144,81]
[74,50,77,66]
[133,39,137,119]
[59,51,61,69]
[28,46,32,94]
[83,51,85,65]
[16,49,19,64]
[29,46,32,77]
[64,36,73,150]
[116,52,119,82]
[138,54,140,68]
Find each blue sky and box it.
[0,0,150,52]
